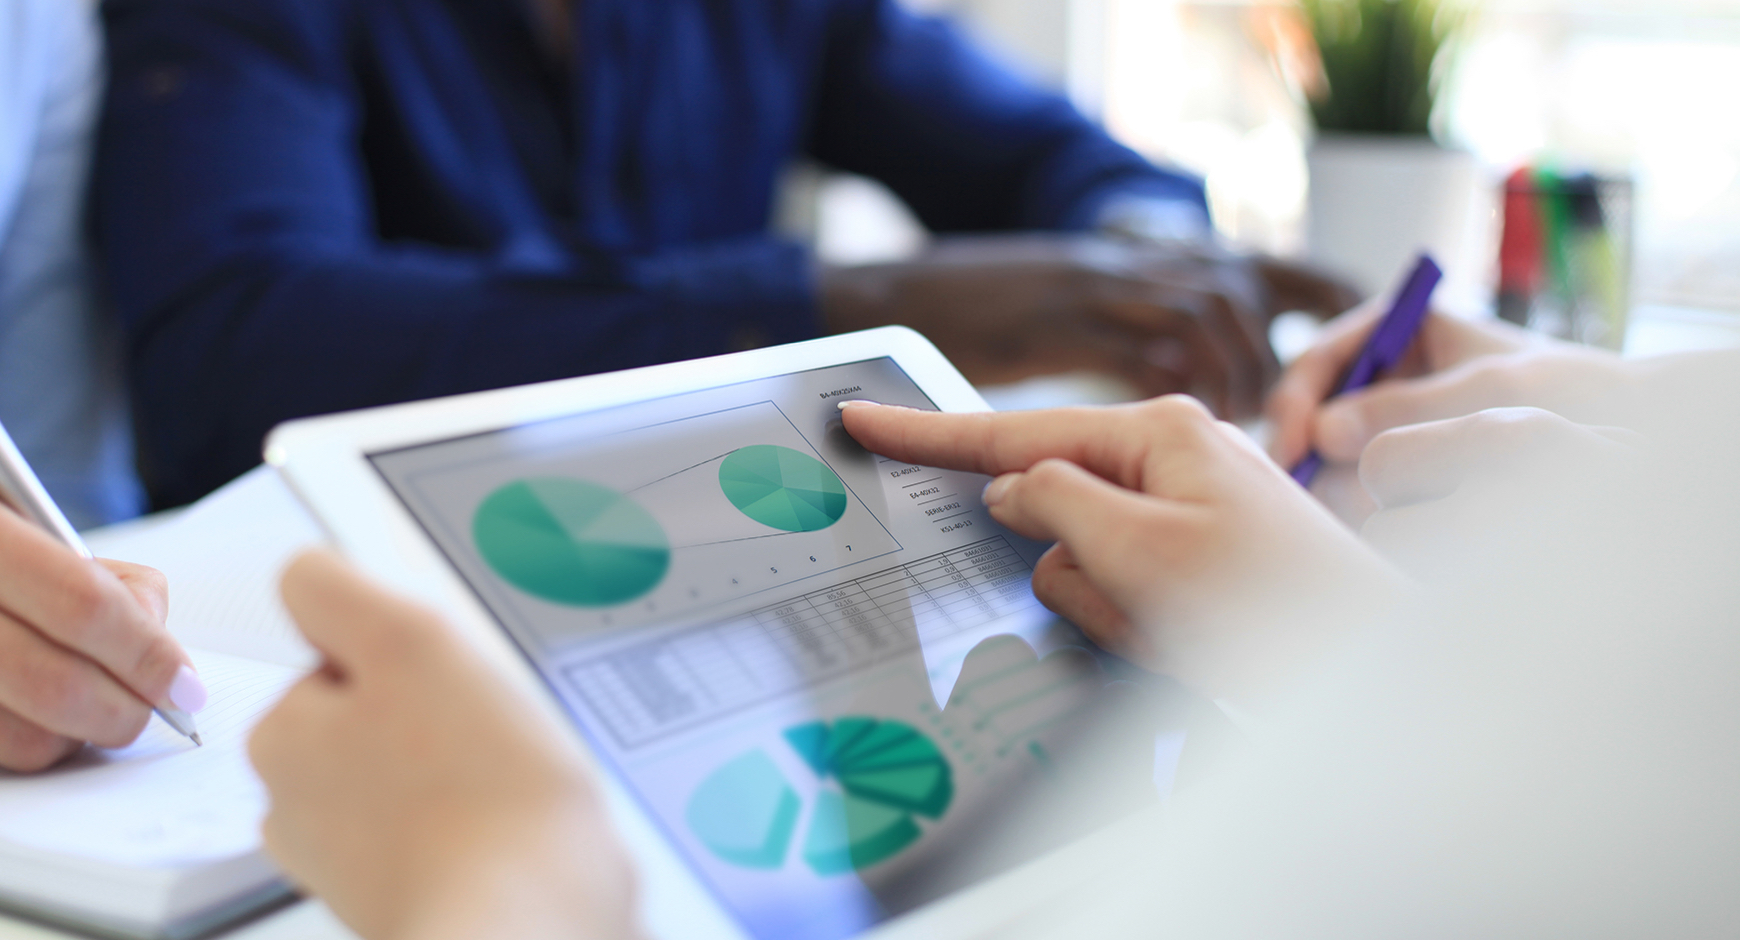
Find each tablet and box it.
[267,327,1182,940]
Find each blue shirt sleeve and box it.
[806,0,1207,233]
[94,0,819,507]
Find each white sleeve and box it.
[0,0,144,527]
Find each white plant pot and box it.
[1307,134,1485,302]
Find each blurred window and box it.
[1087,0,1740,310]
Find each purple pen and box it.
[1289,253,1444,488]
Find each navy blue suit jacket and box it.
[95,0,1206,506]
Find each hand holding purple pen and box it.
[1289,254,1444,488]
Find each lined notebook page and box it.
[0,650,302,868]
[86,467,326,670]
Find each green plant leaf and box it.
[1303,0,1465,136]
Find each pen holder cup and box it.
[1496,171,1634,351]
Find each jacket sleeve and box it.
[94,0,817,507]
[806,0,1208,234]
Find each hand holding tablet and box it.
[252,551,639,940]
[267,327,1180,940]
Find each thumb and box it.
[1315,361,1508,463]
[279,550,438,679]
[1265,299,1387,465]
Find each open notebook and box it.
[0,468,323,939]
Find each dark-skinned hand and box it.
[822,234,1360,418]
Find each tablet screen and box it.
[368,357,1175,940]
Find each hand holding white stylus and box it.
[0,421,205,765]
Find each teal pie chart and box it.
[683,751,801,869]
[686,717,953,876]
[718,445,848,533]
[472,478,670,607]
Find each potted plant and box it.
[1298,0,1477,297]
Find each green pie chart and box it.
[686,717,952,876]
[718,445,848,533]
[472,478,669,607]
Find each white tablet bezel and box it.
[265,327,1102,940]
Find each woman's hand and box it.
[1267,305,1638,470]
[1355,407,1647,571]
[250,552,640,940]
[842,397,1400,698]
[0,506,202,771]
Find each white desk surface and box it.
[6,302,1735,940]
[0,901,356,940]
[1621,303,1740,357]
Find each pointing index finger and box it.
[838,403,1002,474]
[839,401,1155,486]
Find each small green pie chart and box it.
[718,445,848,533]
[472,478,669,607]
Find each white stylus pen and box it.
[0,421,201,746]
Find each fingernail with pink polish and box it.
[168,665,208,713]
